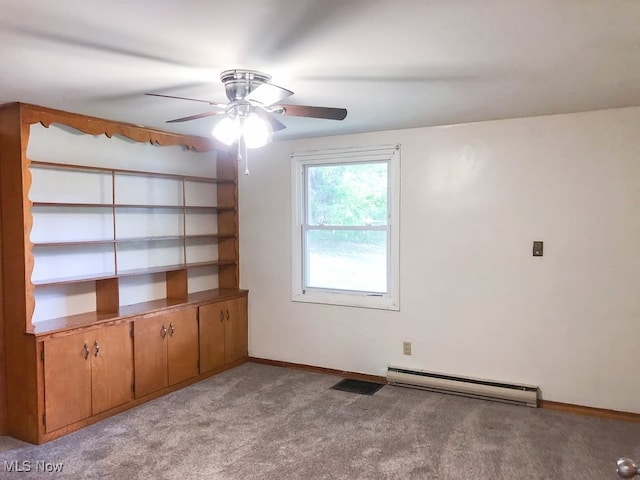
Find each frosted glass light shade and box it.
[212,112,273,148]
[212,116,240,145]
[243,113,272,149]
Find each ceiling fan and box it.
[146,69,348,148]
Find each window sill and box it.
[292,291,399,311]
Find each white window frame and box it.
[291,144,400,310]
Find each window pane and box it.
[307,162,387,226]
[305,229,387,293]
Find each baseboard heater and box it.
[387,366,539,408]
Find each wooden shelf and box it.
[116,234,235,243]
[32,235,235,248]
[115,204,183,209]
[185,205,236,212]
[32,202,112,208]
[113,203,184,210]
[186,233,236,240]
[117,260,236,278]
[33,239,115,247]
[33,260,237,287]
[117,264,187,278]
[32,201,235,211]
[114,204,235,212]
[186,260,236,268]
[115,236,183,243]
[33,273,117,287]
[30,160,236,185]
[32,288,248,336]
[182,175,235,185]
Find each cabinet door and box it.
[225,296,248,364]
[134,313,168,398]
[92,323,133,415]
[167,308,199,385]
[44,332,92,432]
[199,303,226,373]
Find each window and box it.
[292,145,400,310]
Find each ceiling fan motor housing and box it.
[221,69,272,102]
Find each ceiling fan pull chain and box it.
[237,137,250,175]
[244,137,250,175]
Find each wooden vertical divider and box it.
[96,278,119,315]
[215,149,238,181]
[0,110,6,434]
[166,269,188,301]
[0,103,40,442]
[181,177,187,281]
[216,152,239,289]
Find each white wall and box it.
[239,107,640,413]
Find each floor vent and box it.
[386,366,538,407]
[331,379,384,396]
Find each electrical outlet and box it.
[403,341,412,355]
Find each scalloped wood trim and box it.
[14,102,217,152]
[20,119,36,333]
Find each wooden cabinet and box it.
[199,295,248,373]
[43,323,132,432]
[224,296,248,364]
[134,308,199,398]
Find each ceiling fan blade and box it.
[146,93,226,107]
[254,109,287,132]
[166,111,222,123]
[247,83,293,106]
[274,104,347,121]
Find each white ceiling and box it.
[1,0,639,141]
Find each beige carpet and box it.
[0,362,638,479]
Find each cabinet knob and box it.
[160,325,167,339]
[617,458,640,478]
[219,310,224,322]
[169,323,175,337]
[93,341,100,358]
[83,343,90,360]
[226,309,230,321]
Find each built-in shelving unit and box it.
[0,103,247,444]
[28,158,239,327]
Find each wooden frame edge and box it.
[540,400,640,423]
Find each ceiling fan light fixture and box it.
[243,112,272,149]
[212,116,240,145]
